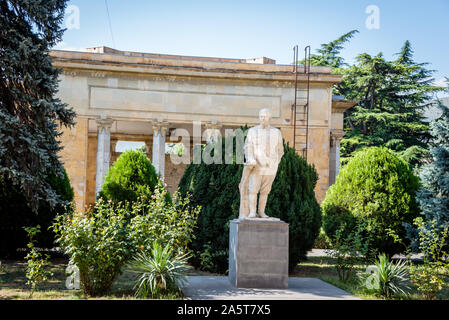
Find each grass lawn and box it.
[0,257,203,300]
[1,254,448,300]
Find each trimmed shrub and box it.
[99,150,159,204]
[0,169,74,258]
[322,147,420,256]
[179,134,321,273]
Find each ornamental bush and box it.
[53,187,199,296]
[322,147,420,256]
[179,133,321,273]
[99,150,160,204]
[0,169,74,258]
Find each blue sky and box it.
[56,0,449,97]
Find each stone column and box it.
[95,115,114,198]
[329,130,344,186]
[204,120,222,143]
[152,119,169,180]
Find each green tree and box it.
[322,147,420,257]
[179,132,321,273]
[337,41,443,167]
[306,29,359,68]
[305,32,443,167]
[0,0,75,211]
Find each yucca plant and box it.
[128,241,190,298]
[362,253,410,299]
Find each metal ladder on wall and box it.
[292,45,311,160]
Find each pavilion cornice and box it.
[50,50,343,84]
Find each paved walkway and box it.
[182,276,360,300]
[182,249,421,300]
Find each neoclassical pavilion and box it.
[52,46,356,211]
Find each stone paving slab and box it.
[182,276,360,300]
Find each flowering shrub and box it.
[53,188,200,296]
[23,226,53,297]
[409,218,448,300]
[128,188,200,254]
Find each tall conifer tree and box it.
[336,41,443,166]
[0,0,75,211]
[308,29,359,68]
[306,33,443,167]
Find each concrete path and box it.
[182,276,360,300]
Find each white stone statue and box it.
[239,108,284,219]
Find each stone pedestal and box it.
[228,218,289,289]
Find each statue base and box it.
[228,218,289,289]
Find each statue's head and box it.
[259,108,271,127]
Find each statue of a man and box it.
[239,108,284,219]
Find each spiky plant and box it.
[363,253,410,299]
[128,241,190,298]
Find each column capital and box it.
[205,120,223,143]
[152,118,169,136]
[204,120,223,130]
[330,129,345,146]
[96,114,114,131]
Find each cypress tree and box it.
[0,0,75,211]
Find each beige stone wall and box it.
[164,154,188,194]
[58,118,88,211]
